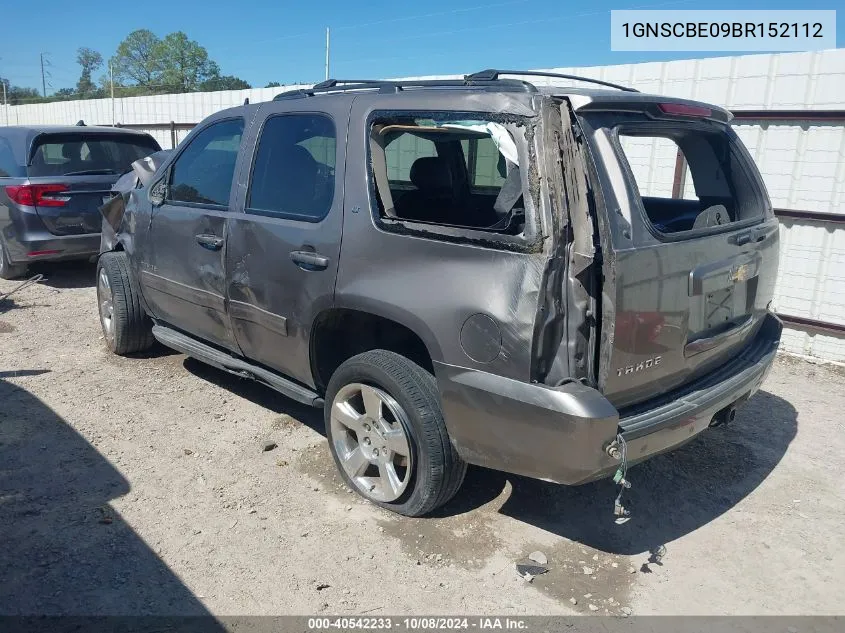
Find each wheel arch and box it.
[309,306,442,393]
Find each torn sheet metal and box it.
[99,150,171,233]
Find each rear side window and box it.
[461,136,506,189]
[247,114,336,221]
[385,135,437,183]
[618,127,763,235]
[28,133,160,177]
[370,116,527,236]
[168,118,244,207]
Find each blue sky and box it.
[1,0,841,94]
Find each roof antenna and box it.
[75,120,85,126]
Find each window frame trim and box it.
[244,111,338,224]
[164,115,246,211]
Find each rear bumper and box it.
[435,312,782,485]
[2,204,100,264]
[3,226,100,264]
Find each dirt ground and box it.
[1,262,843,617]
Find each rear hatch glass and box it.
[24,132,160,235]
[618,126,763,235]
[28,133,160,177]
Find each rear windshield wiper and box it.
[62,169,121,176]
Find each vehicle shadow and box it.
[30,260,96,289]
[441,390,797,555]
[0,377,225,621]
[177,359,797,557]
[182,358,325,435]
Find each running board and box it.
[152,325,324,408]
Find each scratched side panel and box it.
[141,206,235,351]
[338,91,549,382]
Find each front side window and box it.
[370,116,526,235]
[247,114,336,221]
[168,118,244,206]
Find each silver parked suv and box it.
[95,70,781,517]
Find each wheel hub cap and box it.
[330,383,413,503]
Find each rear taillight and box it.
[658,103,712,118]
[5,184,70,207]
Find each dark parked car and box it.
[96,71,782,517]
[0,125,161,279]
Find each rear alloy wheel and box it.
[325,350,467,517]
[331,383,413,502]
[0,241,27,280]
[96,251,154,355]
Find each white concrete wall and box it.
[4,50,845,362]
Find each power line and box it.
[39,53,53,97]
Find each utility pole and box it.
[40,53,46,97]
[2,80,8,126]
[325,27,330,81]
[109,61,115,126]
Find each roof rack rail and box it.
[273,76,536,100]
[465,69,638,93]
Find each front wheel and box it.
[96,252,154,355]
[325,350,466,517]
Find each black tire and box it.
[324,349,467,517]
[0,240,27,280]
[96,251,154,355]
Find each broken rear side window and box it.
[618,127,763,235]
[369,117,526,235]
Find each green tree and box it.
[200,75,251,91]
[76,47,103,97]
[264,81,281,88]
[0,79,42,105]
[156,32,220,91]
[111,29,162,86]
[54,87,77,99]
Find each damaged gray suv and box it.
[96,70,782,517]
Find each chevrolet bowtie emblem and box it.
[729,263,753,283]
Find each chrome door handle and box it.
[196,234,224,250]
[290,250,329,271]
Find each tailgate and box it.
[27,175,116,235]
[578,106,779,409]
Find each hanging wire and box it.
[0,274,44,312]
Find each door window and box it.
[247,114,336,222]
[168,118,244,207]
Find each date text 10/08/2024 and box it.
[307,617,529,630]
